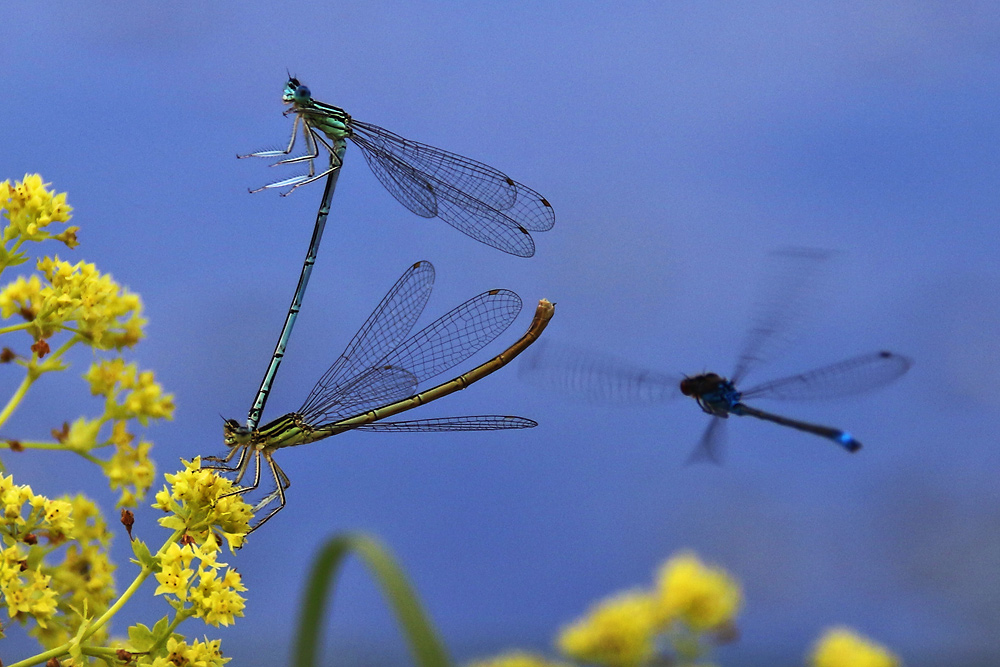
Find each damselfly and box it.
[519,249,911,462]
[205,261,554,530]
[240,77,555,432]
[240,77,554,258]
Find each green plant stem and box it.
[146,608,192,656]
[0,321,32,335]
[0,335,76,430]
[10,440,104,465]
[0,237,27,272]
[0,368,35,430]
[47,335,78,361]
[293,532,452,667]
[84,528,184,640]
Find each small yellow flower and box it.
[0,545,28,588]
[153,533,247,627]
[105,437,155,507]
[52,226,79,249]
[26,256,145,348]
[109,419,134,447]
[0,274,42,319]
[0,473,35,526]
[122,369,175,423]
[0,174,73,245]
[41,499,75,536]
[557,590,659,667]
[84,358,130,396]
[146,636,230,667]
[153,458,252,551]
[467,652,573,667]
[809,627,901,667]
[66,494,112,545]
[655,552,741,632]
[2,566,59,624]
[188,565,247,627]
[51,543,116,614]
[154,542,196,599]
[61,417,102,453]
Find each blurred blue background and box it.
[3,2,999,665]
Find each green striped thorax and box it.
[283,77,352,143]
[223,414,338,451]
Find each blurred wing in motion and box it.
[519,339,678,404]
[741,351,913,401]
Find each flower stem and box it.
[0,368,34,430]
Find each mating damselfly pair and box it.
[205,77,556,531]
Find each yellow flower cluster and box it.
[809,627,901,667]
[105,436,155,507]
[555,552,741,667]
[85,358,175,424]
[154,533,247,628]
[0,174,77,251]
[76,359,171,505]
[140,636,230,667]
[0,256,145,349]
[468,652,573,667]
[558,591,659,667]
[656,552,742,632]
[0,475,115,648]
[153,458,253,552]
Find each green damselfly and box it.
[205,261,554,531]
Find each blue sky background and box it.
[3,2,1000,665]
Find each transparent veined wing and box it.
[300,261,435,418]
[354,415,537,431]
[740,351,913,401]
[301,289,522,424]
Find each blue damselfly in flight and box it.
[205,261,554,531]
[519,249,911,462]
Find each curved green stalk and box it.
[0,369,34,430]
[293,533,452,667]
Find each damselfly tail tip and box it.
[836,431,861,452]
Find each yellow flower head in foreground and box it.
[467,652,573,667]
[655,552,741,632]
[154,533,247,627]
[153,458,252,551]
[0,174,75,245]
[558,590,659,667]
[142,636,230,667]
[809,627,901,667]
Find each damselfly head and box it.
[680,373,726,397]
[282,77,311,106]
[222,418,251,447]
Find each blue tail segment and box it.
[835,430,861,452]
